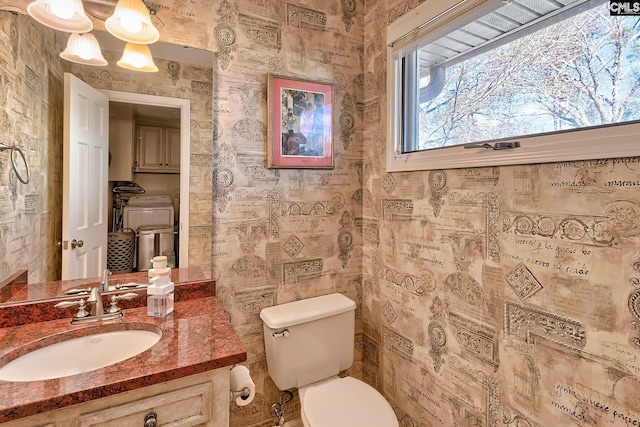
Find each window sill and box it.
[386,122,640,172]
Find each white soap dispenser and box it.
[147,267,174,317]
[148,255,169,278]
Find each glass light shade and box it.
[105,0,159,44]
[117,43,158,72]
[27,0,92,33]
[60,33,108,66]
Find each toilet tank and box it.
[260,293,357,390]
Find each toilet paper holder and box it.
[230,386,252,400]
[229,365,254,402]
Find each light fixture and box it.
[117,43,158,72]
[27,0,92,33]
[60,33,108,66]
[26,0,161,69]
[105,0,159,44]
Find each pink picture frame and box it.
[267,74,334,169]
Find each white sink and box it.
[0,327,162,382]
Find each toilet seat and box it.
[300,376,398,427]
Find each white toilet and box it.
[260,293,399,427]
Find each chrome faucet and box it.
[88,287,104,316]
[102,269,112,291]
[55,286,139,324]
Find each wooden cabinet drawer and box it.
[79,382,212,427]
[2,369,229,427]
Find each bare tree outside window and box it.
[417,4,640,150]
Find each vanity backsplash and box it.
[0,267,213,328]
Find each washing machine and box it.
[123,195,175,232]
[122,195,175,270]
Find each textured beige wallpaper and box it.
[0,12,63,284]
[363,2,640,427]
[206,2,365,425]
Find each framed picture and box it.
[267,74,334,169]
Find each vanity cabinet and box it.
[135,125,181,173]
[3,369,230,427]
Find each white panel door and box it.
[62,73,109,280]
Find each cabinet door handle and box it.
[144,410,157,427]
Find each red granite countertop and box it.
[0,296,247,423]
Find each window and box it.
[387,0,640,171]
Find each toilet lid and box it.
[303,377,398,427]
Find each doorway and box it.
[103,91,190,271]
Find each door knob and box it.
[71,239,84,249]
